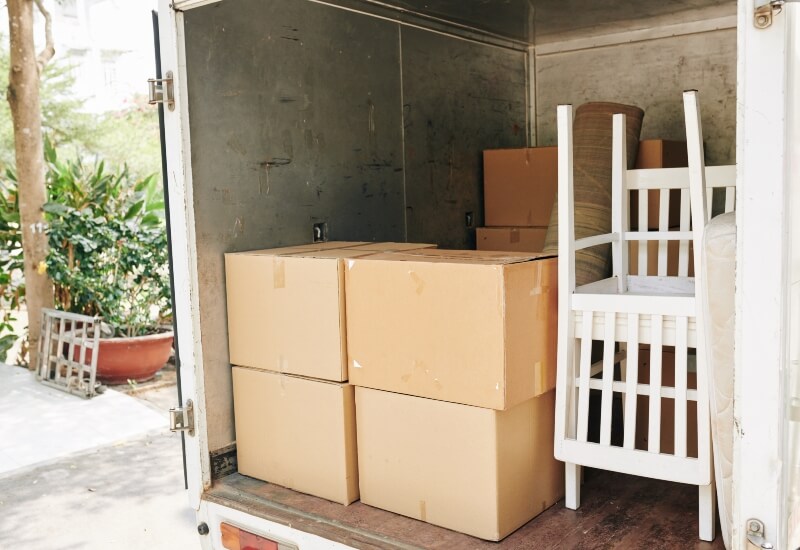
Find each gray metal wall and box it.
[183,0,527,451]
[535,28,737,165]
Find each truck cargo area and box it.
[174,0,739,546]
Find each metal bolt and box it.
[757,15,768,26]
[749,520,763,534]
[197,522,210,536]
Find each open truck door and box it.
[736,1,799,548]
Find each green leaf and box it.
[123,200,144,220]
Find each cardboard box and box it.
[346,249,557,410]
[356,387,563,541]
[631,140,688,230]
[634,348,699,457]
[225,242,434,381]
[483,147,558,227]
[628,239,695,277]
[232,366,358,504]
[476,227,547,253]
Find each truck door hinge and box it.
[754,0,798,29]
[170,399,195,436]
[746,519,775,549]
[148,71,175,111]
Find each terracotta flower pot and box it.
[75,331,174,385]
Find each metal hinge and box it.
[170,399,195,436]
[148,71,175,111]
[746,519,775,549]
[754,0,798,29]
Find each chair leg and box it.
[565,462,582,510]
[699,481,717,541]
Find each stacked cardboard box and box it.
[346,249,563,540]
[477,140,688,255]
[225,241,433,505]
[478,147,557,253]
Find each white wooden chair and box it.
[553,91,736,541]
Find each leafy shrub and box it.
[0,170,24,359]
[43,142,170,337]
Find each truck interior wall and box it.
[183,0,527,452]
[535,27,737,165]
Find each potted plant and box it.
[43,144,173,384]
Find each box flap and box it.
[348,249,555,266]
[224,241,369,258]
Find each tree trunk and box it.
[6,0,54,368]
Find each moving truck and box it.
[153,0,799,547]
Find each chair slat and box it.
[637,189,648,274]
[623,314,640,449]
[600,312,616,446]
[626,165,735,190]
[577,310,594,443]
[647,315,664,453]
[583,378,700,401]
[678,187,691,277]
[724,186,735,213]
[657,189,670,276]
[674,316,689,458]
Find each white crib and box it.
[553,91,736,542]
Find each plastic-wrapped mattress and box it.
[701,211,736,549]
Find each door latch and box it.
[170,399,195,436]
[746,519,774,549]
[148,70,175,111]
[754,0,798,29]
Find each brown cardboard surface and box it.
[355,388,563,541]
[476,227,547,253]
[346,249,558,410]
[632,140,688,230]
[633,349,699,457]
[484,147,558,227]
[628,240,695,276]
[232,367,358,505]
[225,242,434,381]
[348,242,438,252]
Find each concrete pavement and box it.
[0,364,199,549]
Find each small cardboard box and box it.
[232,366,358,505]
[225,242,434,381]
[476,227,547,253]
[631,140,688,230]
[628,239,695,277]
[634,348,699,457]
[483,147,558,228]
[346,249,557,410]
[356,387,563,541]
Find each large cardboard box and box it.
[483,147,558,227]
[346,249,557,410]
[631,140,688,230]
[356,387,563,541]
[633,348,699,457]
[225,242,433,381]
[628,239,695,276]
[232,366,358,505]
[476,226,547,253]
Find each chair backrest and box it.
[611,91,736,283]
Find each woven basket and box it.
[543,102,644,286]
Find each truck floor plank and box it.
[205,469,725,548]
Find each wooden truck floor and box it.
[205,468,725,548]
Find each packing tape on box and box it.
[273,258,286,289]
[419,500,427,521]
[509,229,520,244]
